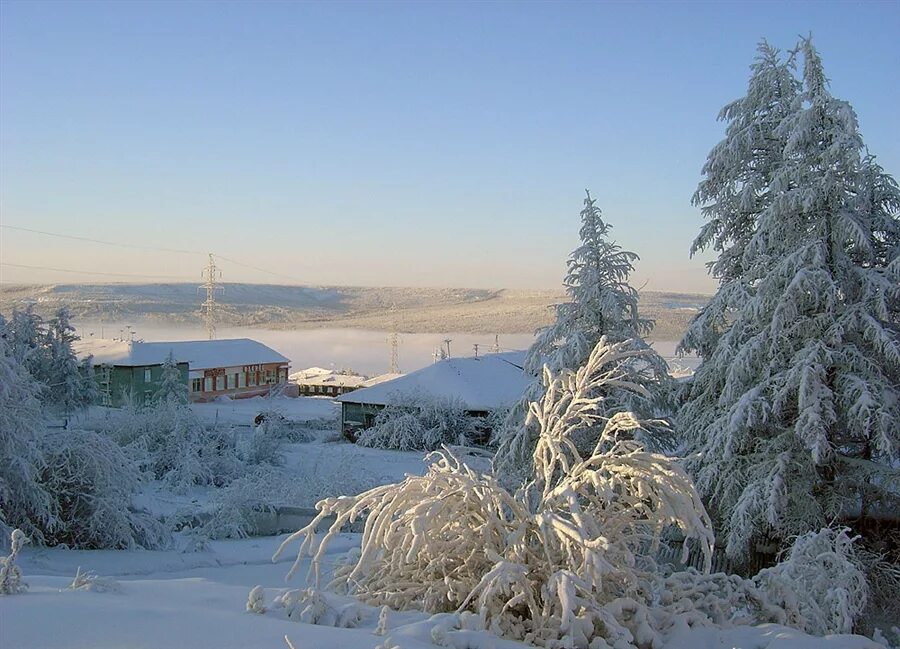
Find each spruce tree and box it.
[494,191,668,483]
[680,41,801,358]
[45,308,89,419]
[680,39,900,560]
[153,352,189,405]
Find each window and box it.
[144,368,152,383]
[238,373,246,388]
[215,375,225,391]
[204,377,212,392]
[233,373,240,389]
[191,378,202,392]
[248,372,257,387]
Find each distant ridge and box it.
[0,283,709,337]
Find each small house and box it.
[290,367,403,398]
[336,351,529,439]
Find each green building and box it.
[76,338,290,407]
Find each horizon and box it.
[0,278,714,297]
[2,1,898,293]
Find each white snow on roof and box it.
[362,372,404,387]
[291,370,369,389]
[75,338,289,370]
[289,367,334,379]
[336,351,528,411]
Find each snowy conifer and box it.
[494,191,669,482]
[680,39,900,559]
[680,41,801,358]
[45,308,90,418]
[4,306,50,391]
[153,352,188,405]
[0,332,52,542]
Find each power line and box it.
[2,223,310,284]
[212,254,307,284]
[0,224,205,255]
[0,261,195,281]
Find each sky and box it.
[1,1,898,293]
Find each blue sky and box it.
[1,1,898,292]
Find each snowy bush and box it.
[276,339,715,648]
[753,528,868,635]
[0,529,29,595]
[662,527,870,636]
[69,566,121,593]
[39,429,169,549]
[0,332,52,543]
[243,426,284,465]
[195,467,285,539]
[101,398,244,493]
[357,393,478,451]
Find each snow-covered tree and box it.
[680,41,801,359]
[0,332,52,543]
[527,191,656,374]
[494,191,669,483]
[679,39,900,560]
[153,352,188,405]
[4,306,50,391]
[44,307,92,419]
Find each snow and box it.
[74,337,290,370]
[188,394,338,426]
[2,535,882,649]
[337,352,529,412]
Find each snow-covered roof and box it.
[362,372,404,387]
[291,371,369,389]
[289,367,334,379]
[75,338,289,370]
[336,351,528,411]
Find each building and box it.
[336,351,529,439]
[290,367,403,398]
[76,338,290,406]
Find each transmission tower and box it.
[200,253,223,340]
[490,334,500,353]
[387,303,401,374]
[388,331,400,374]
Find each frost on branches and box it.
[39,429,168,549]
[0,529,29,595]
[275,339,715,648]
[356,392,478,451]
[0,329,52,542]
[494,192,670,485]
[679,38,900,559]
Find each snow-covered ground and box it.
[4,534,882,649]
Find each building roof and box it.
[75,338,290,370]
[289,367,334,379]
[336,351,528,412]
[291,370,369,389]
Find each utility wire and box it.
[0,261,196,281]
[0,224,206,255]
[1,223,310,283]
[212,254,306,284]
